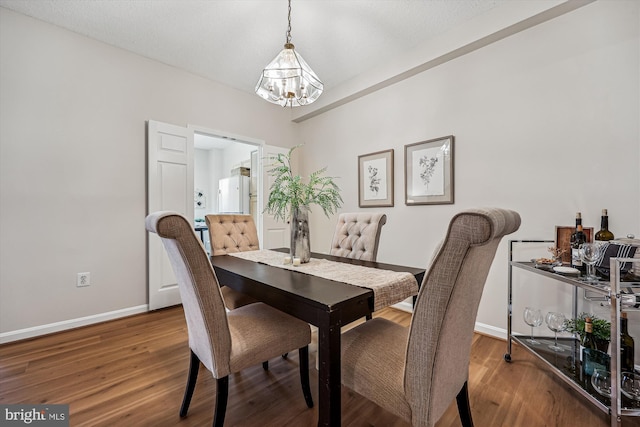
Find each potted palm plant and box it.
[265,145,342,263]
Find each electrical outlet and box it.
[77,272,90,287]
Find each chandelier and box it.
[255,0,323,107]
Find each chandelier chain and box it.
[286,0,292,44]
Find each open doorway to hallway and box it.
[147,120,291,310]
[193,132,259,254]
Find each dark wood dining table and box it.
[210,249,425,427]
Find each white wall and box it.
[1,2,638,342]
[0,8,299,338]
[195,148,216,219]
[207,149,225,216]
[221,143,255,175]
[297,1,640,335]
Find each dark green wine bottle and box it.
[621,312,635,373]
[595,209,614,241]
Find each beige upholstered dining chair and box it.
[341,207,521,427]
[329,212,387,261]
[146,211,313,426]
[205,214,259,309]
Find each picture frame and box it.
[555,226,594,264]
[404,135,454,205]
[358,149,394,207]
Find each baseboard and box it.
[1,304,509,344]
[391,300,414,313]
[473,322,508,340]
[0,305,149,344]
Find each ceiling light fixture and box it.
[255,0,323,107]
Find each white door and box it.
[147,120,193,310]
[261,144,291,249]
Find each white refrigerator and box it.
[218,176,250,214]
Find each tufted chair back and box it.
[206,215,260,256]
[205,214,260,310]
[330,212,387,261]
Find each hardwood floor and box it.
[0,306,636,426]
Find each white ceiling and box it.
[0,0,508,96]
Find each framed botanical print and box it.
[404,135,454,205]
[358,149,394,207]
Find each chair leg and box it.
[456,381,474,427]
[262,361,269,371]
[298,346,314,408]
[213,376,229,427]
[180,350,201,418]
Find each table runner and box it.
[227,249,418,311]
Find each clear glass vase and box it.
[290,206,311,263]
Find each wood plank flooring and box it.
[0,306,636,426]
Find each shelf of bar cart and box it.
[505,240,640,427]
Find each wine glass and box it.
[591,369,611,397]
[523,307,543,344]
[621,372,640,402]
[545,311,566,352]
[580,242,605,281]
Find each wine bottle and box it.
[595,209,615,241]
[582,317,609,379]
[583,317,597,350]
[571,212,587,272]
[582,317,596,381]
[621,312,635,373]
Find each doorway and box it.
[193,131,258,253]
[147,120,291,310]
[189,126,290,251]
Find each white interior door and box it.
[260,144,291,249]
[147,120,193,310]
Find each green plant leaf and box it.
[264,145,342,222]
[564,312,611,341]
